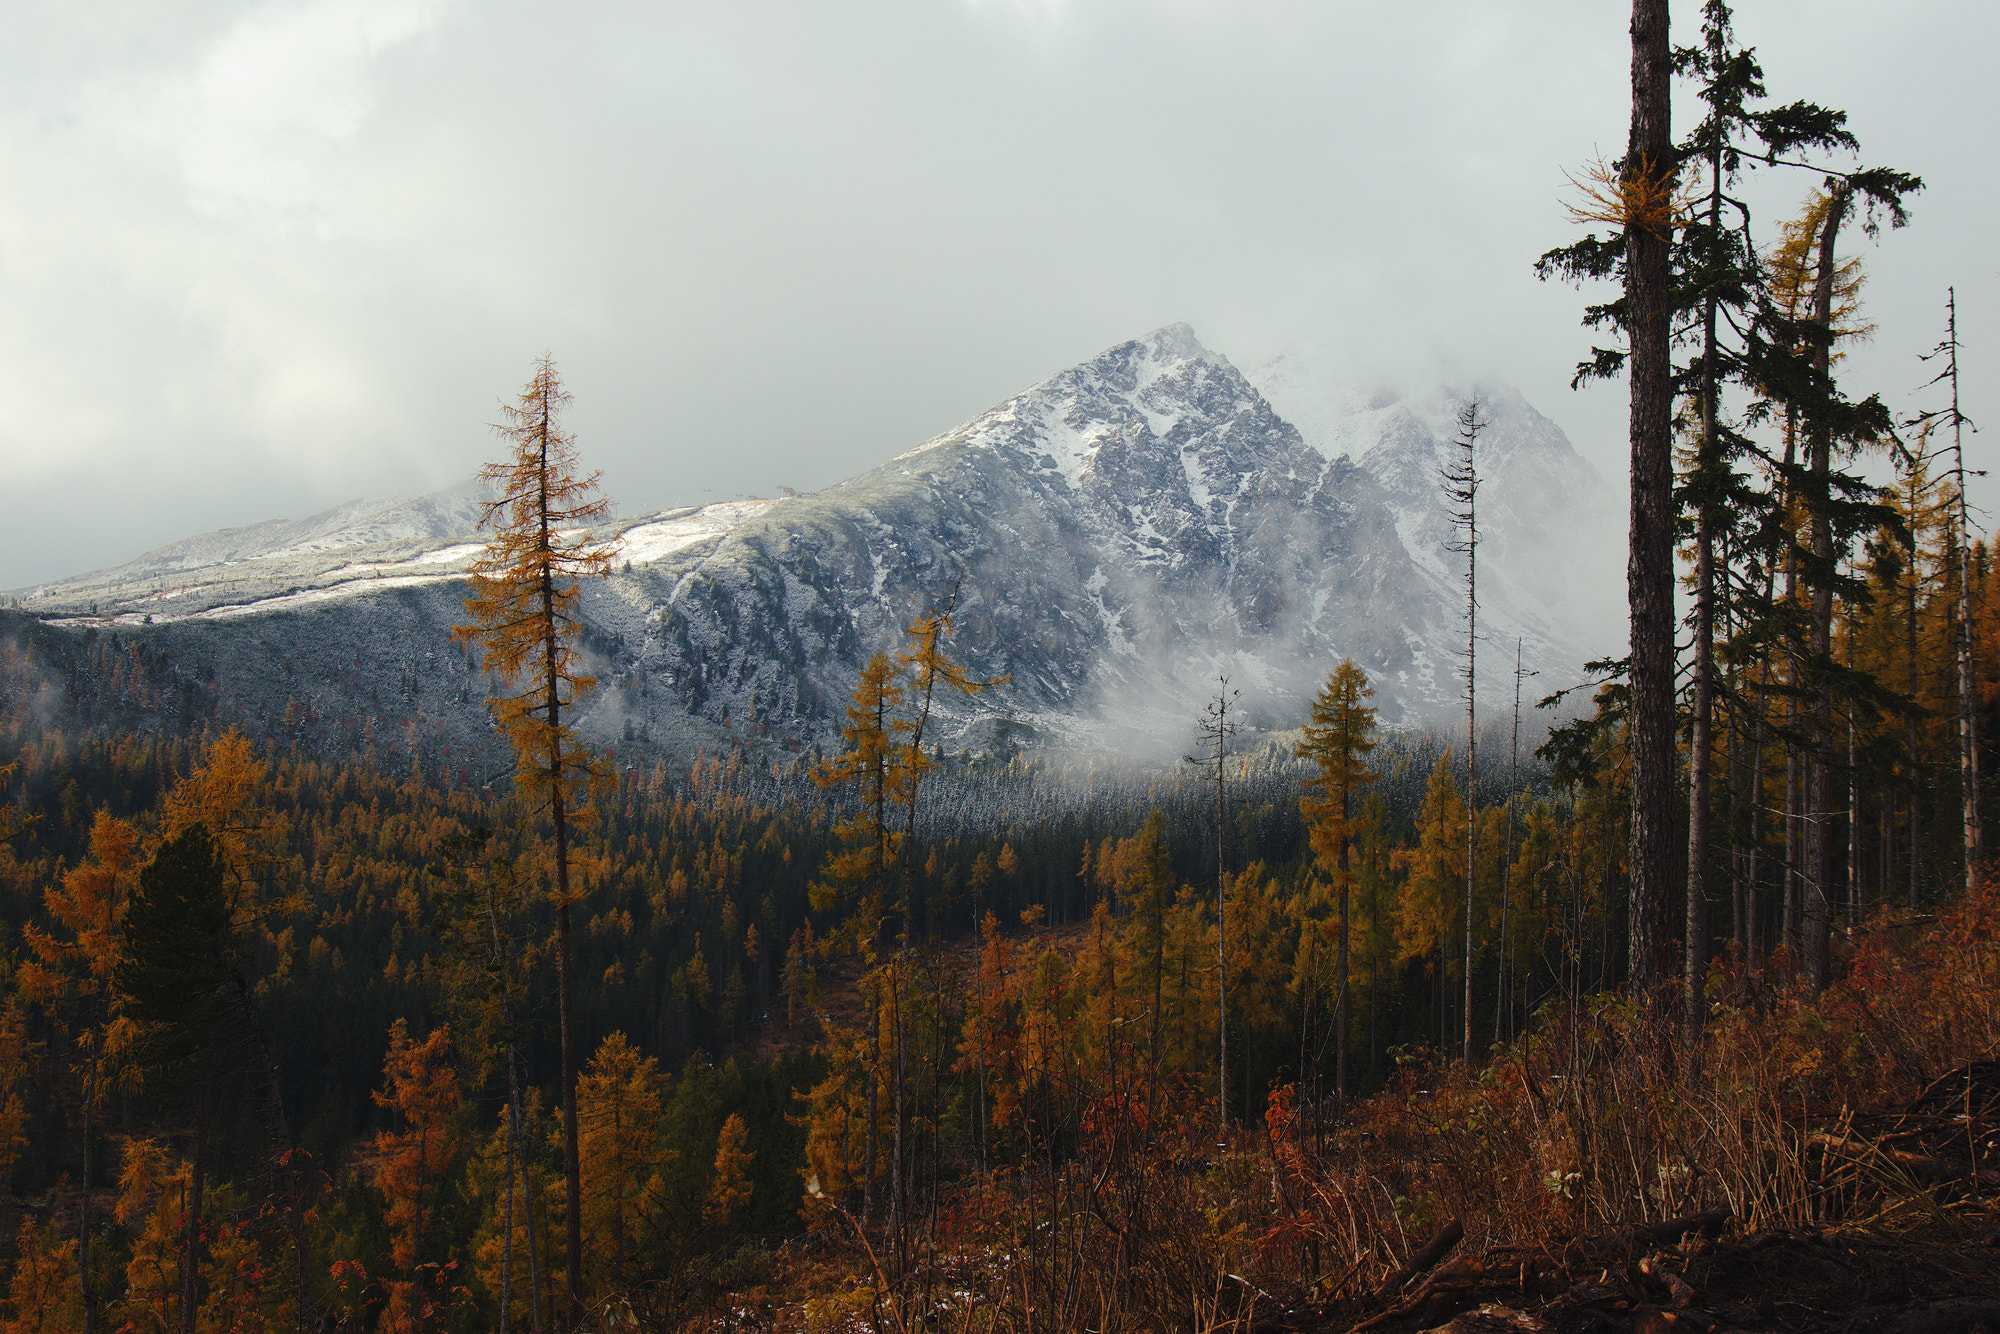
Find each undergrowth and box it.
[645,883,2000,1332]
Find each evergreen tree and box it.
[1671,0,1865,1036]
[113,823,235,1334]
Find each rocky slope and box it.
[3,326,1614,766]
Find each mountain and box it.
[1251,347,1624,694]
[635,323,1431,754]
[10,480,493,622]
[3,326,1612,768]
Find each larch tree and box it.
[454,356,616,1327]
[886,588,994,1232]
[1294,659,1377,1102]
[19,809,139,1334]
[370,1020,461,1334]
[575,1032,667,1295]
[425,829,544,1334]
[811,650,911,1224]
[703,1114,755,1230]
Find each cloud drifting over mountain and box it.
[2,0,1993,588]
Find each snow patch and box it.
[614,499,774,566]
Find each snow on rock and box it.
[613,500,776,565]
[17,325,1614,762]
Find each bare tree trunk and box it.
[1217,730,1228,1135]
[975,891,987,1176]
[1464,593,1476,1067]
[1803,183,1852,995]
[1335,872,1349,1103]
[864,977,879,1223]
[1497,640,1526,1046]
[552,752,585,1326]
[1443,400,1482,1060]
[1944,289,1985,890]
[520,1085,546,1334]
[1786,666,1802,957]
[1910,504,1923,910]
[1683,97,1727,1055]
[1686,402,1716,1044]
[1747,681,1767,980]
[1625,0,1676,997]
[180,1088,208,1334]
[79,1037,96,1334]
[891,967,906,1250]
[1728,686,1745,951]
[1848,615,1861,926]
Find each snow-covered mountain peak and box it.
[891,326,1277,529]
[12,323,1622,763]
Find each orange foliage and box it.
[371,1020,461,1333]
[453,357,615,832]
[576,1031,667,1290]
[704,1113,755,1228]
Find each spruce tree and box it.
[1540,0,1918,1003]
[114,823,236,1334]
[1673,0,1861,1036]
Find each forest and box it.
[4,1,2000,1331]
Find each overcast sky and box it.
[4,0,1994,590]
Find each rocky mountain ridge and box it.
[4,325,1618,765]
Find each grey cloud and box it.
[2,0,1994,589]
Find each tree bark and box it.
[1625,0,1676,996]
[1947,290,1984,891]
[181,1087,208,1334]
[1803,183,1852,994]
[548,593,586,1329]
[1684,118,1723,1051]
[79,1038,96,1334]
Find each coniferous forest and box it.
[5,3,2000,1332]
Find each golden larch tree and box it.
[1294,660,1377,1099]
[575,1031,667,1295]
[454,356,615,1326]
[371,1020,461,1334]
[703,1114,755,1229]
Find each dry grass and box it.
[655,883,2000,1332]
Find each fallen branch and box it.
[1810,1131,2000,1191]
[1371,1218,1465,1306]
[1570,1209,1732,1263]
